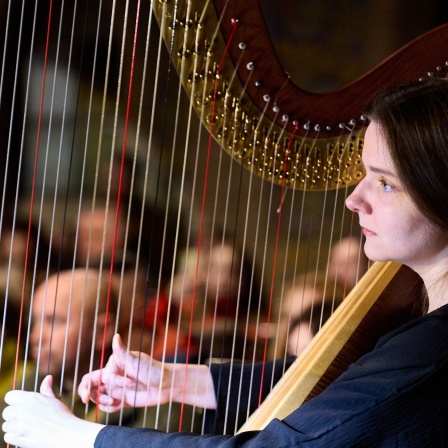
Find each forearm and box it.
[68,420,105,448]
[169,362,217,409]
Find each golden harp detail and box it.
[153,0,448,190]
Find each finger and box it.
[111,333,129,369]
[78,370,101,403]
[3,411,27,442]
[4,432,27,448]
[40,375,56,398]
[2,404,17,421]
[102,371,136,388]
[97,404,121,413]
[87,388,125,412]
[3,430,19,446]
[82,369,102,385]
[78,367,114,403]
[78,388,91,404]
[2,418,22,433]
[113,333,124,349]
[78,386,90,404]
[97,400,122,413]
[4,390,31,406]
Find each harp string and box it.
[176,11,239,430]
[269,128,314,379]
[132,3,173,411]
[256,120,299,409]
[270,120,355,374]
[95,0,145,424]
[147,0,199,429]
[18,0,56,396]
[44,0,89,403]
[280,129,343,370]
[0,0,15,229]
[180,6,268,434]
[222,66,266,432]
[221,82,274,434]
[67,0,113,420]
[132,0,212,429]
[47,0,106,422]
[219,67,292,430]
[270,144,305,379]
[103,0,181,427]
[116,0,159,372]
[210,44,255,416]
[159,2,200,431]
[308,123,362,331]
[216,45,259,422]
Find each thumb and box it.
[112,333,128,367]
[40,374,56,398]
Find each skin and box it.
[76,205,126,266]
[30,269,115,394]
[3,121,448,446]
[327,236,368,291]
[206,244,241,302]
[2,376,102,448]
[77,334,216,411]
[2,334,216,448]
[171,243,241,317]
[286,321,313,356]
[281,283,324,322]
[345,122,448,311]
[31,270,95,391]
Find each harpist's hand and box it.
[78,333,217,411]
[2,375,103,448]
[78,333,176,411]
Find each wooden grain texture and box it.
[214,0,448,136]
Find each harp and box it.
[0,0,444,438]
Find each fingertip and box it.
[78,386,89,403]
[4,390,14,404]
[40,375,55,397]
[80,394,90,404]
[112,334,128,359]
[98,394,114,406]
[113,333,124,350]
[44,374,53,386]
[4,389,23,405]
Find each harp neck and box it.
[200,0,448,136]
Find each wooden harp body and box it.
[0,0,444,437]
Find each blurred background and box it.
[0,0,446,365]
